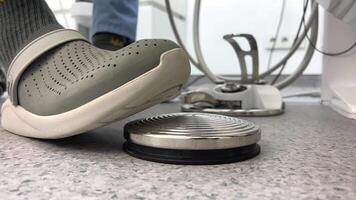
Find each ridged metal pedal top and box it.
[124,113,261,150]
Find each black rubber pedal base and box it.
[123,142,260,165]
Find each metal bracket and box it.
[223,34,260,84]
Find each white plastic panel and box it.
[316,0,356,26]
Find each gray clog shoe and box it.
[1,29,190,139]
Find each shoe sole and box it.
[1,48,190,139]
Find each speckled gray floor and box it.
[1,99,356,200]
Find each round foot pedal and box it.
[123,113,261,165]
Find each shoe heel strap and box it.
[7,29,88,106]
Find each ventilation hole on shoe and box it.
[36,87,43,97]
[136,52,139,55]
[113,64,117,67]
[145,44,148,46]
[128,52,132,55]
[91,75,94,78]
[154,44,157,46]
[137,45,140,47]
[74,64,84,76]
[122,53,124,56]
[108,64,110,67]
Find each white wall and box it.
[46,0,77,29]
[137,0,187,41]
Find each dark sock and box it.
[0,0,63,71]
[92,32,131,51]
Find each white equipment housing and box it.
[317,0,356,118]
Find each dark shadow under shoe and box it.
[92,32,131,51]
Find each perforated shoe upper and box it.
[17,39,179,116]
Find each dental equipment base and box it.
[182,34,284,117]
[182,84,284,116]
[123,113,261,164]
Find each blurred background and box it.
[46,0,323,77]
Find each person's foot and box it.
[1,29,191,138]
[17,38,181,115]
